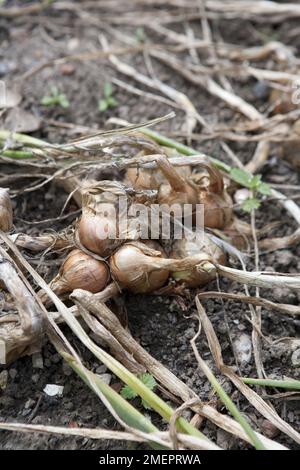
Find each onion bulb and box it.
[126,159,191,191]
[48,249,110,298]
[78,182,134,257]
[195,165,233,229]
[110,241,213,294]
[170,234,226,287]
[156,156,198,206]
[0,188,13,232]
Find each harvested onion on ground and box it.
[171,234,226,287]
[0,188,13,232]
[78,181,139,257]
[109,241,214,293]
[40,249,110,304]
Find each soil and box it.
[0,0,300,450]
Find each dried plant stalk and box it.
[0,250,44,363]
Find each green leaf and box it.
[120,373,157,404]
[59,95,70,108]
[135,27,145,43]
[103,82,112,98]
[249,174,262,189]
[40,95,53,106]
[257,182,272,196]
[107,96,118,108]
[242,197,261,212]
[139,373,157,391]
[99,99,108,112]
[120,384,138,400]
[230,168,253,188]
[141,399,152,410]
[51,86,58,96]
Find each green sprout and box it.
[135,26,145,43]
[98,82,118,112]
[41,86,69,109]
[120,373,157,410]
[230,168,272,212]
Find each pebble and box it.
[275,250,294,268]
[233,334,252,365]
[260,419,279,439]
[50,353,61,364]
[95,365,107,375]
[99,373,112,386]
[0,63,9,77]
[291,349,300,367]
[64,401,74,411]
[0,370,8,390]
[62,362,73,376]
[9,368,17,380]
[254,81,270,100]
[60,63,75,76]
[32,352,44,369]
[216,429,233,449]
[31,373,40,384]
[24,398,35,410]
[43,384,64,397]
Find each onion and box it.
[126,161,191,191]
[195,165,233,229]
[156,156,198,206]
[47,249,110,298]
[0,188,13,232]
[170,234,226,287]
[155,157,232,229]
[110,241,213,293]
[77,182,134,257]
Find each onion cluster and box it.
[44,157,235,300]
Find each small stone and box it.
[32,352,44,369]
[67,38,79,51]
[24,398,35,410]
[291,349,300,367]
[260,419,279,439]
[233,319,239,325]
[9,368,17,380]
[233,333,252,365]
[95,365,107,375]
[216,323,227,334]
[31,373,40,384]
[98,373,111,385]
[50,353,61,364]
[275,250,294,268]
[0,63,9,77]
[0,370,8,390]
[62,362,73,376]
[253,81,270,100]
[216,429,234,449]
[60,63,75,76]
[43,384,64,397]
[234,188,250,205]
[64,401,73,411]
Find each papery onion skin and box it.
[78,213,121,257]
[0,188,13,232]
[199,191,233,229]
[110,242,169,294]
[126,165,191,191]
[171,235,226,287]
[50,249,110,296]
